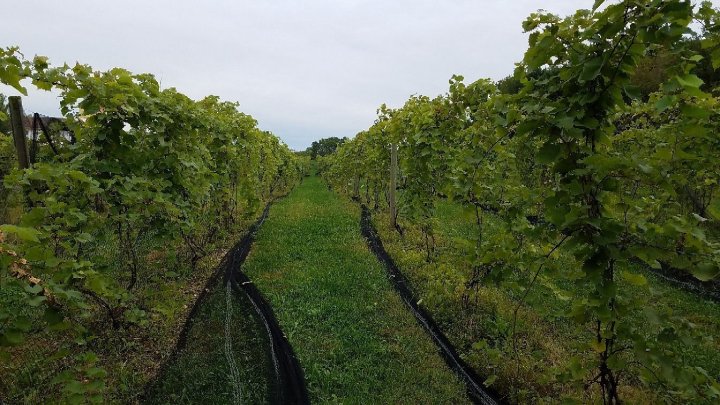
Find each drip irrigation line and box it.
[360,205,501,405]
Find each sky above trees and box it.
[0,0,636,149]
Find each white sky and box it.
[2,1,712,150]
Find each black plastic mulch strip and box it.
[143,201,309,404]
[226,203,309,405]
[360,205,501,405]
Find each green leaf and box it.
[655,96,676,112]
[590,339,606,353]
[85,367,107,379]
[680,104,711,119]
[711,48,720,70]
[0,65,28,96]
[44,307,64,325]
[537,142,563,163]
[14,316,32,332]
[1,329,24,346]
[24,283,43,294]
[676,74,704,89]
[623,271,647,286]
[484,374,498,387]
[32,79,53,91]
[708,200,720,220]
[592,0,605,10]
[76,233,94,243]
[691,263,719,282]
[27,295,47,307]
[580,57,604,81]
[20,208,46,228]
[623,84,641,100]
[0,225,40,242]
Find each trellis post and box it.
[8,96,29,169]
[389,143,397,229]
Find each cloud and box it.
[1,0,600,150]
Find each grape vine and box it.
[322,1,720,402]
[0,47,304,402]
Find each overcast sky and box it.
[0,0,677,150]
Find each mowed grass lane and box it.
[242,175,469,404]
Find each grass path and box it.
[243,175,470,404]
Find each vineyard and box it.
[0,48,304,402]
[321,1,720,403]
[1,0,720,404]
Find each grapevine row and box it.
[322,1,720,402]
[0,47,304,402]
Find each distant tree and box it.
[496,75,523,95]
[629,39,720,100]
[629,48,677,100]
[306,137,346,159]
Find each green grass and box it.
[242,175,470,404]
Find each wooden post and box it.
[353,174,360,199]
[8,96,29,169]
[389,143,397,229]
